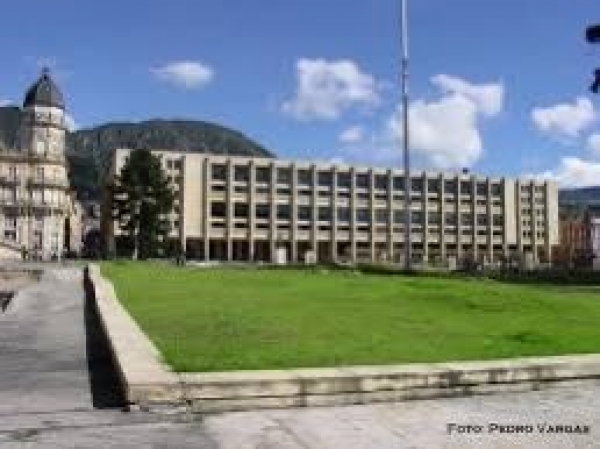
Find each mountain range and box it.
[1,106,599,205]
[0,106,275,199]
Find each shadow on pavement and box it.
[83,267,126,409]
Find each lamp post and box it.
[401,0,412,271]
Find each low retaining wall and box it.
[87,264,600,413]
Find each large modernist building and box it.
[104,149,559,267]
[0,69,77,260]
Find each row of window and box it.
[213,185,506,206]
[209,202,505,227]
[209,164,508,195]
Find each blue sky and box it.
[1,0,600,186]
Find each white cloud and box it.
[532,157,600,188]
[387,75,505,169]
[282,58,381,120]
[339,125,365,144]
[587,133,600,156]
[431,74,504,117]
[531,97,595,138]
[64,114,78,131]
[151,61,214,89]
[0,99,10,107]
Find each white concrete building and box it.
[104,150,560,267]
[0,69,76,260]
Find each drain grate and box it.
[0,292,13,313]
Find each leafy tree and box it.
[111,149,175,259]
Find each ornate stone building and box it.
[0,69,76,260]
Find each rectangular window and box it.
[411,178,424,192]
[318,171,333,188]
[256,204,270,219]
[393,176,405,191]
[297,169,312,187]
[256,166,271,183]
[394,210,405,224]
[210,202,226,218]
[277,167,292,185]
[374,174,388,191]
[461,214,473,226]
[428,179,440,194]
[337,207,350,222]
[337,172,351,189]
[318,207,332,221]
[375,209,388,224]
[234,166,250,183]
[444,180,457,194]
[356,173,370,189]
[356,208,370,223]
[411,211,423,225]
[460,181,472,195]
[277,204,291,220]
[476,182,487,196]
[298,206,312,221]
[211,164,227,181]
[234,203,248,218]
[445,213,457,226]
[477,214,488,226]
[428,211,441,225]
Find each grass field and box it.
[101,262,600,372]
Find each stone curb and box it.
[86,264,185,406]
[87,264,600,413]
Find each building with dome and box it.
[0,69,78,260]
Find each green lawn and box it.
[101,262,600,372]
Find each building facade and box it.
[104,149,560,267]
[555,204,600,268]
[591,218,600,268]
[0,69,75,260]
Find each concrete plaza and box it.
[0,266,597,448]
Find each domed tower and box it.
[20,67,67,158]
[15,68,72,260]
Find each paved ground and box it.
[0,265,598,448]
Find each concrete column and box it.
[248,160,256,262]
[387,169,394,262]
[203,158,210,262]
[331,166,338,263]
[516,180,523,257]
[350,167,357,264]
[369,169,376,262]
[422,172,429,264]
[270,162,277,263]
[530,180,538,263]
[456,175,462,262]
[487,178,493,264]
[226,158,233,262]
[544,180,552,265]
[291,163,298,263]
[311,164,318,262]
[440,173,446,262]
[472,176,478,263]
[180,155,187,256]
[502,177,510,260]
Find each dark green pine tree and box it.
[111,149,175,259]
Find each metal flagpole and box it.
[401,0,412,271]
